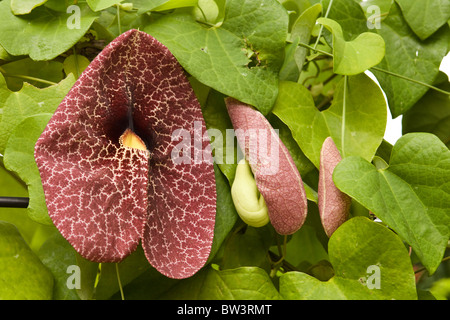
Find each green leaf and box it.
[333,133,450,274]
[402,81,450,148]
[269,115,316,177]
[144,0,288,114]
[3,114,53,225]
[0,44,12,61]
[37,232,80,300]
[0,74,75,154]
[370,3,449,117]
[0,221,54,299]
[272,74,387,168]
[323,0,369,41]
[220,0,287,70]
[10,0,48,14]
[395,0,450,40]
[290,3,322,79]
[87,0,124,11]
[0,0,99,60]
[327,0,449,117]
[129,0,166,14]
[317,17,385,75]
[280,222,329,270]
[280,217,417,299]
[202,89,237,184]
[152,0,198,11]
[358,0,393,23]
[112,266,179,299]
[220,226,274,271]
[160,266,281,299]
[0,165,56,254]
[208,164,239,262]
[63,54,91,79]
[193,0,226,27]
[1,58,64,91]
[94,246,151,300]
[267,114,318,202]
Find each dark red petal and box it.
[226,98,307,235]
[135,37,217,279]
[318,137,351,237]
[35,30,217,276]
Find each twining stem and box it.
[269,234,288,277]
[116,4,122,35]
[268,251,299,272]
[296,41,450,96]
[313,0,334,50]
[370,66,450,96]
[116,263,125,300]
[341,75,348,158]
[0,69,57,86]
[296,41,333,57]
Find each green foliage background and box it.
[0,0,449,300]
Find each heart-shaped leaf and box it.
[34,29,217,279]
[10,0,48,15]
[160,266,281,299]
[272,74,387,168]
[402,81,450,148]
[333,133,450,274]
[395,0,450,40]
[317,17,385,75]
[280,217,417,300]
[37,232,81,300]
[144,0,288,114]
[0,0,99,61]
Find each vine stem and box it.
[116,263,125,300]
[313,0,334,50]
[116,4,122,35]
[341,75,348,157]
[295,41,450,96]
[269,234,288,277]
[0,70,57,86]
[370,66,450,96]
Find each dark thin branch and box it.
[0,197,29,208]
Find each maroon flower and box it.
[34,29,216,279]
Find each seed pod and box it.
[226,98,307,235]
[318,137,351,237]
[231,159,269,228]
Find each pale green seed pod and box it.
[231,159,269,228]
[119,3,134,11]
